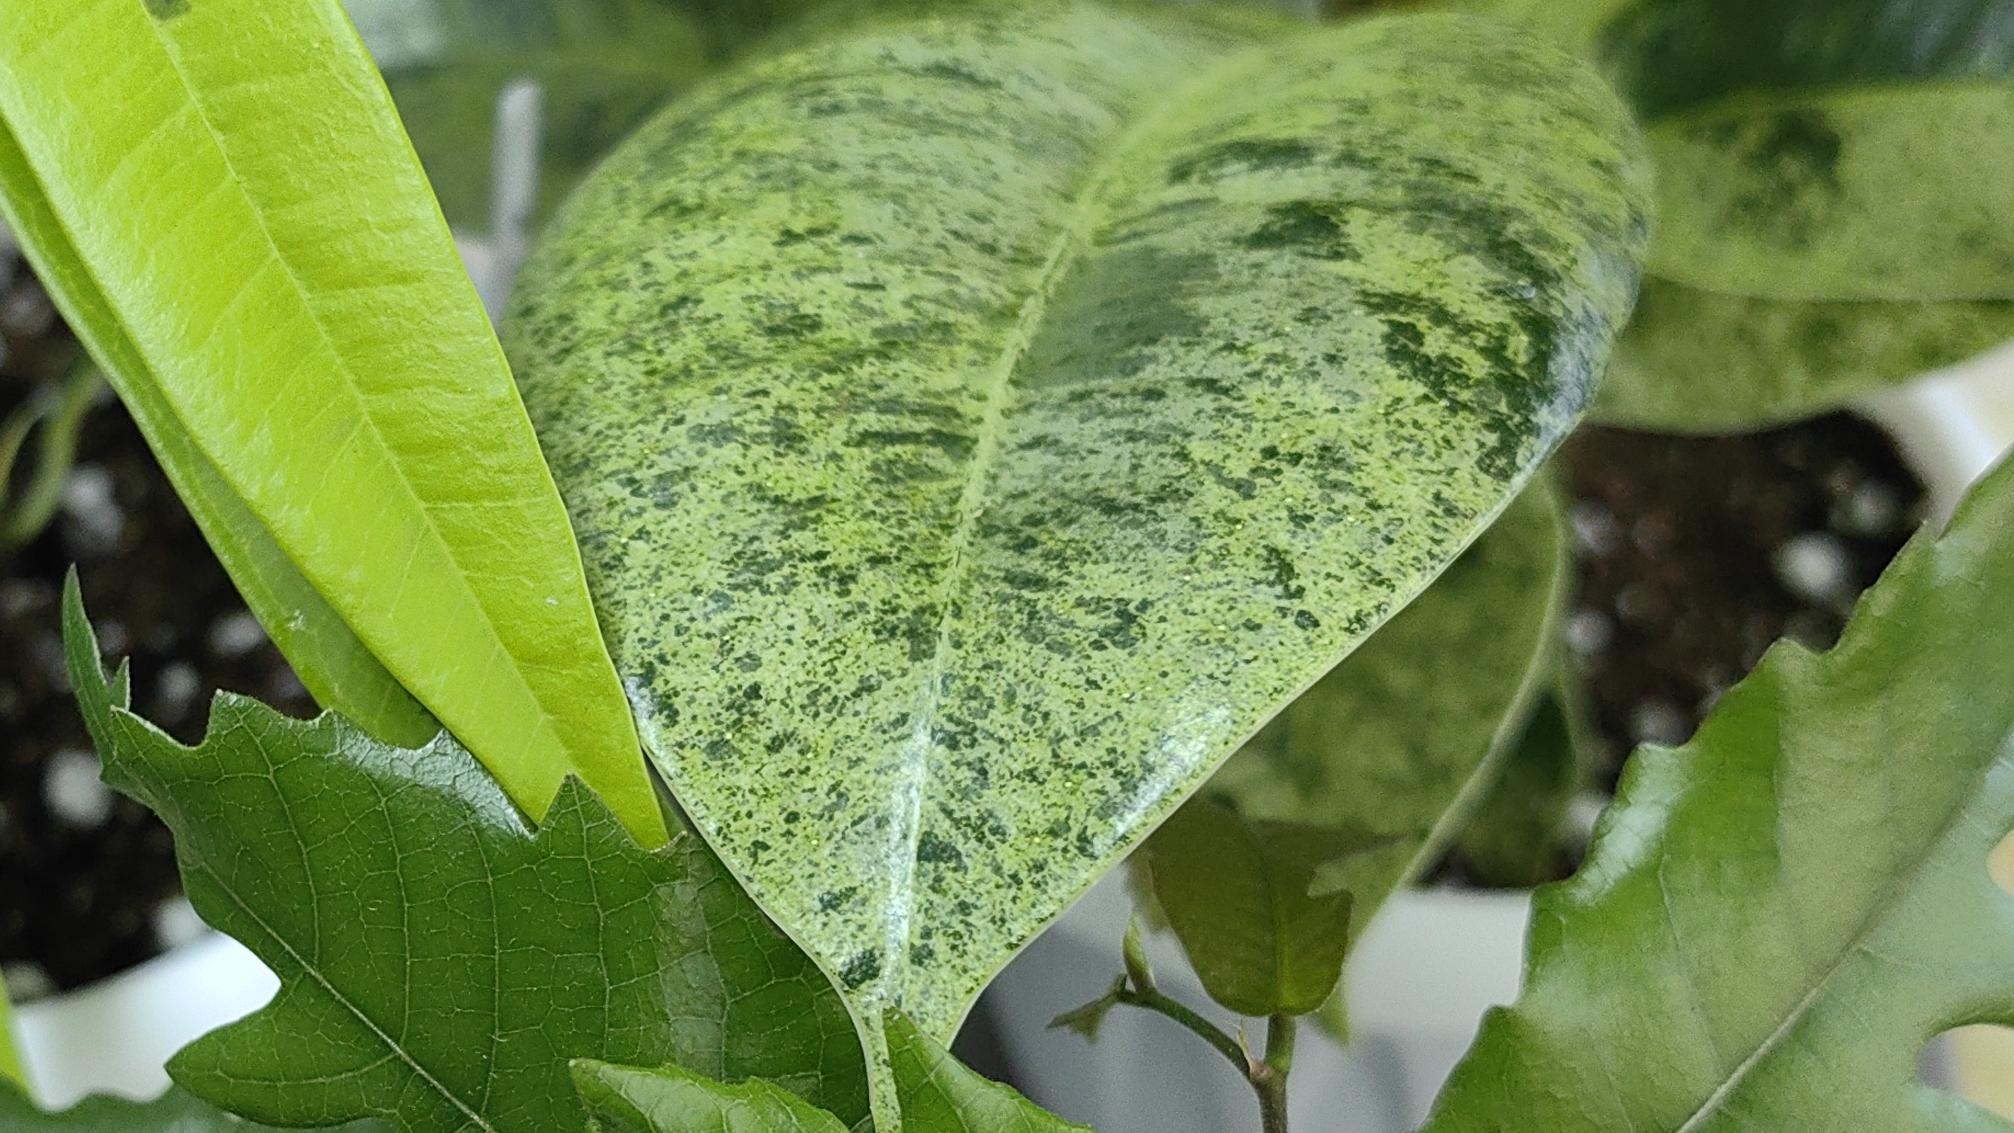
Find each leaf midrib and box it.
[1669,730,2011,1132]
[880,37,1277,1010]
[127,2,564,770]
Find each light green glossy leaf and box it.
[506,3,1648,1075]
[60,579,868,1133]
[1418,449,2014,1130]
[0,116,438,749]
[570,1015,1085,1133]
[573,1060,855,1133]
[1144,797,1378,1018]
[1593,276,2014,432]
[348,0,715,229]
[1453,690,1579,889]
[0,0,662,842]
[1200,482,1569,929]
[1597,0,2014,301]
[0,1082,384,1133]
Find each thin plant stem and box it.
[1111,987,1298,1133]
[1256,1014,1296,1133]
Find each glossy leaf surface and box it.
[1200,483,1568,932]
[1144,798,1375,1017]
[0,118,436,748]
[571,1015,1084,1133]
[1594,277,2014,432]
[1420,452,2014,1130]
[509,2,1648,1044]
[1598,0,2014,301]
[0,1083,382,1133]
[61,582,868,1133]
[0,0,660,841]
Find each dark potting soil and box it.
[1,268,317,996]
[1556,416,1927,793]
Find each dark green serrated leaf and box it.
[1145,797,1380,1018]
[1200,483,1567,960]
[506,2,1648,1062]
[1418,442,2014,1129]
[1453,691,1580,889]
[573,1060,854,1133]
[570,1015,1084,1133]
[0,1081,384,1133]
[59,579,868,1133]
[1597,0,2014,301]
[1593,276,2014,432]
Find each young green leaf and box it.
[0,1082,384,1133]
[1599,0,2014,302]
[0,0,662,843]
[1145,798,1381,1019]
[0,970,21,1090]
[1593,278,2014,432]
[60,580,868,1133]
[1201,482,1568,948]
[572,1060,854,1133]
[1419,450,2014,1129]
[570,1015,1085,1133]
[0,118,438,749]
[507,1,1648,1062]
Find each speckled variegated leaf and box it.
[1594,277,2014,432]
[506,1,1649,1063]
[1597,0,2014,302]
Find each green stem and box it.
[1255,1014,1295,1133]
[1115,985,1249,1074]
[2,357,107,548]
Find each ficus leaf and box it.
[0,117,438,750]
[0,0,662,843]
[1144,797,1380,1018]
[570,1015,1085,1133]
[1418,446,2014,1129]
[59,578,868,1133]
[1598,0,2014,302]
[0,1082,384,1133]
[1198,482,1569,956]
[506,2,1649,1076]
[1593,277,2014,432]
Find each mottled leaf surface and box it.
[1598,0,2014,301]
[508,2,1647,1047]
[60,582,868,1133]
[1419,453,2014,1131]
[1145,798,1375,1017]
[1594,277,2014,431]
[571,1016,1083,1133]
[0,1082,383,1133]
[0,0,660,841]
[0,114,436,748]
[1200,483,1567,938]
